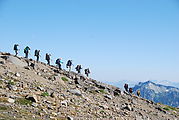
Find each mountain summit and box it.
[133,81,179,108]
[0,52,179,119]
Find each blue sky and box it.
[0,0,179,83]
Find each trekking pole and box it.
[29,52,32,57]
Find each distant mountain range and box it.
[104,80,139,90]
[104,80,179,90]
[133,81,179,107]
[150,80,179,89]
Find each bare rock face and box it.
[7,56,28,67]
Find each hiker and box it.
[66,60,72,71]
[24,46,30,58]
[45,53,51,65]
[137,90,140,96]
[13,44,19,56]
[129,88,133,94]
[75,65,82,73]
[124,84,129,92]
[56,58,63,70]
[84,68,90,77]
[34,50,40,62]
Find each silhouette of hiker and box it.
[129,88,133,94]
[56,58,63,70]
[124,84,129,92]
[34,50,40,62]
[45,53,51,65]
[66,60,72,71]
[75,65,82,73]
[24,46,30,58]
[13,44,19,56]
[84,68,90,77]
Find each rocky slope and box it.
[0,52,179,120]
[133,81,179,108]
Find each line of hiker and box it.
[124,83,140,97]
[13,44,91,77]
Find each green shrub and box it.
[0,80,3,84]
[0,106,9,111]
[8,80,15,85]
[99,89,106,94]
[15,98,32,105]
[163,105,177,111]
[41,92,49,97]
[61,77,68,82]
[163,107,170,111]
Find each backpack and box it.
[35,50,39,56]
[85,69,90,74]
[24,47,30,53]
[56,59,60,64]
[14,44,18,50]
[24,48,27,53]
[129,88,133,93]
[85,69,88,74]
[87,69,90,73]
[124,84,128,88]
[46,54,50,60]
[137,90,140,96]
[75,65,79,70]
[67,60,72,66]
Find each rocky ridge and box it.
[133,81,179,108]
[0,52,179,120]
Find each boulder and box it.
[61,100,68,106]
[80,75,86,81]
[8,84,17,91]
[74,79,84,86]
[26,94,38,102]
[67,116,74,120]
[126,104,132,111]
[50,92,57,98]
[1,52,11,55]
[0,55,9,60]
[68,89,82,96]
[95,82,107,89]
[22,83,28,88]
[0,60,5,64]
[104,95,113,100]
[114,89,121,96]
[37,86,44,91]
[99,104,109,109]
[7,98,15,103]
[85,86,98,93]
[15,73,21,77]
[122,104,133,111]
[32,103,38,107]
[24,66,31,70]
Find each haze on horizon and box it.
[0,0,178,83]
